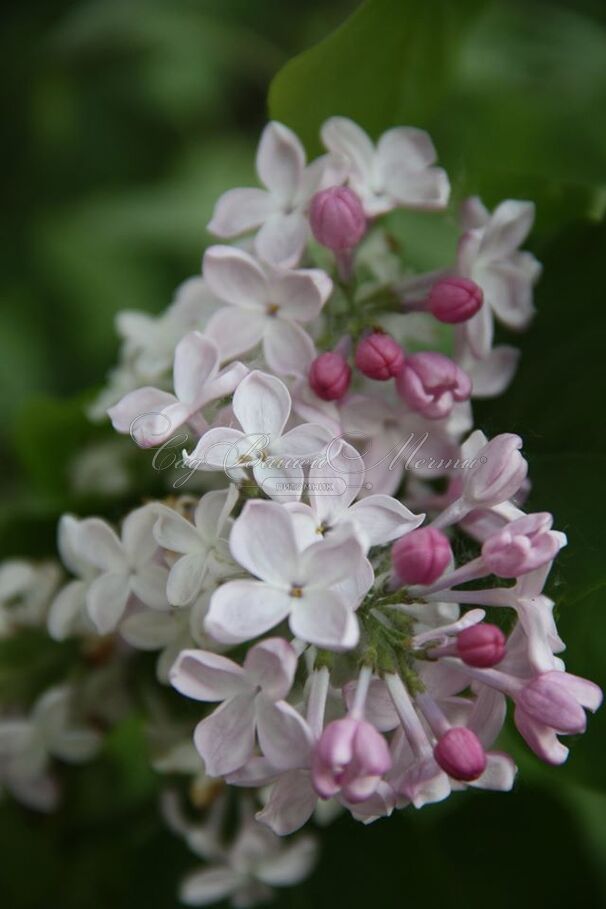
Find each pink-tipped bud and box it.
[464,433,528,507]
[355,332,405,380]
[395,351,472,419]
[391,527,452,586]
[428,277,483,324]
[312,717,392,804]
[457,622,506,668]
[481,513,561,578]
[309,186,366,252]
[308,351,351,401]
[434,727,487,781]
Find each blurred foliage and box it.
[2,0,606,907]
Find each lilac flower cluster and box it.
[0,119,600,907]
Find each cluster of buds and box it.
[0,117,598,908]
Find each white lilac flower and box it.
[171,639,313,776]
[202,245,331,378]
[208,120,336,267]
[285,439,425,550]
[153,486,239,606]
[457,196,542,359]
[205,500,373,650]
[184,370,332,501]
[0,559,61,638]
[74,505,169,635]
[0,686,101,811]
[321,116,450,216]
[108,331,247,448]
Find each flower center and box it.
[266,303,279,316]
[289,584,304,598]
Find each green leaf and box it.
[269,0,486,155]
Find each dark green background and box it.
[1,1,605,906]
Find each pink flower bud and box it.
[428,277,483,324]
[309,186,366,252]
[354,332,405,380]
[481,513,561,577]
[433,727,487,781]
[464,434,528,507]
[395,352,472,419]
[457,623,506,667]
[312,717,391,804]
[308,351,351,401]
[391,527,452,586]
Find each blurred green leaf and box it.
[269,0,486,154]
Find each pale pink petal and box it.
[194,691,257,776]
[120,610,176,650]
[256,121,304,205]
[184,427,248,472]
[263,319,316,377]
[469,752,517,791]
[122,504,161,566]
[482,260,535,329]
[479,200,535,260]
[205,580,292,644]
[256,770,317,835]
[130,563,169,609]
[207,187,276,237]
[243,638,298,700]
[154,508,200,554]
[256,697,314,769]
[255,211,309,268]
[275,421,330,457]
[199,361,248,405]
[233,370,291,437]
[203,246,269,309]
[47,580,87,641]
[309,440,365,525]
[173,332,219,405]
[270,268,329,321]
[229,500,299,584]
[86,572,130,634]
[465,346,520,398]
[180,868,239,906]
[204,307,266,361]
[255,835,317,886]
[107,387,177,435]
[78,518,125,572]
[463,297,493,359]
[376,127,438,170]
[290,590,359,650]
[348,496,425,547]
[321,117,374,181]
[299,533,364,590]
[167,553,209,606]
[170,649,249,701]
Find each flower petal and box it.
[194,691,257,776]
[243,638,298,700]
[256,697,314,770]
[173,332,220,405]
[348,495,425,548]
[255,211,309,268]
[263,320,316,378]
[479,200,535,260]
[120,609,177,650]
[180,867,240,906]
[256,121,304,205]
[290,590,359,650]
[233,370,291,438]
[229,500,299,585]
[86,572,130,634]
[204,306,266,361]
[170,649,249,701]
[203,245,269,309]
[256,770,317,835]
[205,580,292,644]
[166,553,209,606]
[207,186,276,237]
